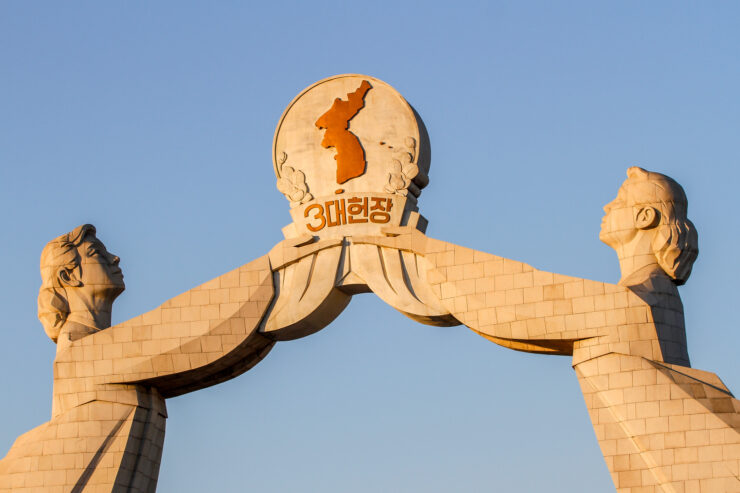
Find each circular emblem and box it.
[273,74,430,239]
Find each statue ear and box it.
[635,206,660,230]
[58,267,82,288]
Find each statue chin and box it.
[598,229,618,250]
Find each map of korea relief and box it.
[315,80,372,184]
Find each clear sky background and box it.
[1,2,739,492]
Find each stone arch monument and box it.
[1,75,738,492]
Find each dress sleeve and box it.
[420,236,643,355]
[56,255,275,398]
[352,230,640,356]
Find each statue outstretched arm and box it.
[55,254,275,398]
[354,228,648,357]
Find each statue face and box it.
[599,179,639,249]
[75,234,125,295]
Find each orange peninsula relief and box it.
[315,80,372,184]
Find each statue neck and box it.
[66,310,111,332]
[65,286,116,329]
[55,289,115,352]
[614,231,663,286]
[617,256,663,286]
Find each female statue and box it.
[355,166,739,491]
[0,224,277,492]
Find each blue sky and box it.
[1,2,739,491]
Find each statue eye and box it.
[88,248,100,257]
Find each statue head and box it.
[600,167,698,285]
[38,224,125,342]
